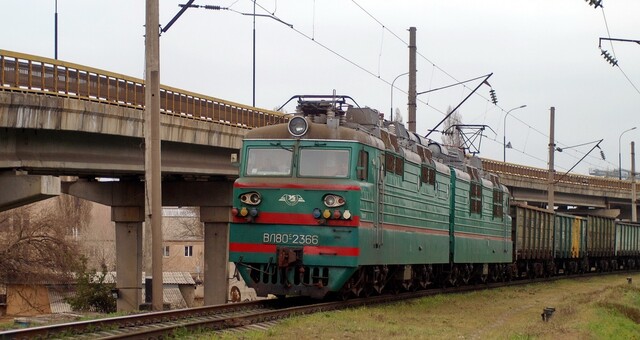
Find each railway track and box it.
[0,271,628,339]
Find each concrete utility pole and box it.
[145,0,164,311]
[632,141,637,222]
[547,107,555,212]
[54,0,58,59]
[408,27,417,133]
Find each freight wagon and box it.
[512,203,640,277]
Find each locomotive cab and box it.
[229,96,370,298]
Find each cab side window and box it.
[357,149,369,181]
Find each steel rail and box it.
[0,271,633,339]
[0,49,288,129]
[0,298,304,339]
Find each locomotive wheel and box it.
[413,265,432,289]
[504,265,514,282]
[391,281,402,295]
[580,258,590,273]
[362,269,375,297]
[568,261,578,274]
[489,267,499,282]
[447,266,460,287]
[461,266,472,285]
[362,284,375,297]
[545,262,556,278]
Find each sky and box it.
[2,0,639,176]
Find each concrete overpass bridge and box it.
[482,160,636,218]
[1,50,637,310]
[0,49,287,311]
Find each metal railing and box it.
[482,158,633,192]
[0,49,288,129]
[0,50,635,194]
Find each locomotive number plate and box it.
[263,233,319,245]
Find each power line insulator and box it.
[489,89,498,105]
[585,0,603,8]
[600,49,618,66]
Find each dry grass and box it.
[209,273,640,340]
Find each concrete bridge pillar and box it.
[63,180,145,312]
[112,207,144,312]
[200,206,231,306]
[64,179,234,308]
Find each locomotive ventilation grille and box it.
[249,263,330,288]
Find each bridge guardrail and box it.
[0,49,288,129]
[1,50,635,195]
[482,158,633,192]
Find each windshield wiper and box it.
[270,142,293,152]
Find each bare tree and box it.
[442,106,463,148]
[56,194,92,239]
[0,195,92,284]
[176,207,204,240]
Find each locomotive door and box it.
[373,153,385,248]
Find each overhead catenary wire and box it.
[349,1,621,171]
[600,8,640,95]
[246,1,449,116]
[346,1,568,157]
[249,1,611,171]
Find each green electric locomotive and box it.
[229,95,512,299]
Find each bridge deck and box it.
[1,49,638,215]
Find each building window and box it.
[184,245,193,257]
[163,245,170,257]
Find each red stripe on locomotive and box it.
[229,243,277,253]
[233,212,360,226]
[229,242,359,257]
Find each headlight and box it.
[323,194,345,207]
[240,192,262,205]
[288,116,309,137]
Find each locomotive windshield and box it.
[299,148,350,178]
[245,147,293,176]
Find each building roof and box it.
[159,272,196,285]
[142,286,187,310]
[98,272,195,285]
